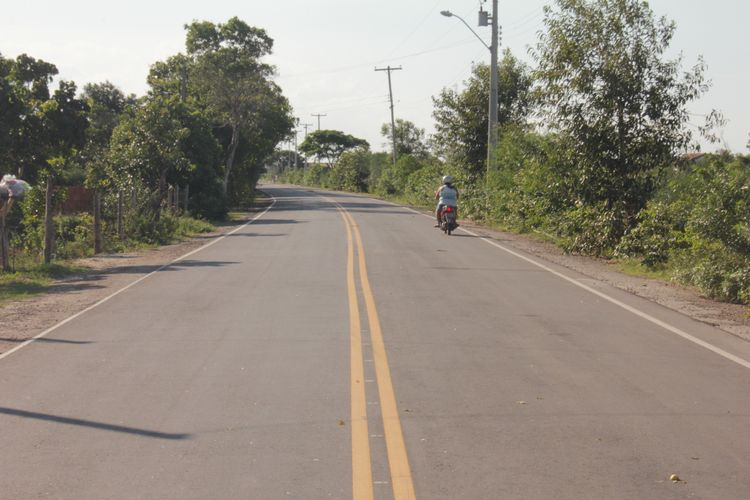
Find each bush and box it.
[614,154,750,303]
[403,162,443,207]
[615,202,690,266]
[326,151,370,192]
[124,211,177,245]
[556,202,628,256]
[303,163,328,187]
[188,175,228,220]
[375,155,422,196]
[55,214,95,259]
[672,240,750,303]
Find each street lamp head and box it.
[440,10,453,17]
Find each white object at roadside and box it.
[0,174,31,200]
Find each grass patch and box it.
[173,216,215,239]
[613,258,672,281]
[0,262,91,302]
[226,211,252,222]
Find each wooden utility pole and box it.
[375,65,403,167]
[311,113,327,131]
[0,199,13,271]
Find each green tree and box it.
[109,96,192,219]
[380,119,429,158]
[326,150,371,192]
[184,17,294,198]
[432,50,533,176]
[532,0,710,218]
[0,54,59,181]
[299,130,369,168]
[81,81,134,252]
[38,80,89,263]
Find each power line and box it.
[383,0,443,58]
[277,38,478,80]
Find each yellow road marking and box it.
[342,210,417,500]
[340,209,375,500]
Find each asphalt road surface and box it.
[2,185,749,499]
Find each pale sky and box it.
[2,1,748,153]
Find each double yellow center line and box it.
[338,205,416,500]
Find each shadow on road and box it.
[0,407,192,440]
[249,218,306,225]
[100,259,240,276]
[0,337,93,345]
[226,233,287,238]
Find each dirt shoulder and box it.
[1,194,748,358]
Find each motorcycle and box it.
[439,206,458,235]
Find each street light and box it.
[441,2,499,173]
[440,10,490,50]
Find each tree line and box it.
[276,0,750,305]
[0,17,293,270]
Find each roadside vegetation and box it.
[272,0,750,306]
[0,17,294,299]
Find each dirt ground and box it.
[1,200,748,358]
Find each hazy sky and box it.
[2,1,748,153]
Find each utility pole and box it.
[375,65,402,167]
[300,123,314,138]
[478,1,499,172]
[488,0,499,172]
[293,130,299,168]
[311,113,327,131]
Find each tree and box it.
[0,54,59,182]
[380,119,429,158]
[38,80,89,263]
[326,150,371,192]
[184,17,294,198]
[432,50,532,176]
[109,96,193,219]
[532,0,710,217]
[82,81,134,252]
[299,130,369,168]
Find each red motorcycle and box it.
[439,206,458,235]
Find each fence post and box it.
[117,191,124,239]
[93,190,103,254]
[0,201,10,271]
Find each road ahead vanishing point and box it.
[1,185,749,499]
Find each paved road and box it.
[1,185,749,499]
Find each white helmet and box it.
[442,175,454,184]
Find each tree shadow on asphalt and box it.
[249,218,306,225]
[0,407,191,440]
[225,233,287,238]
[269,199,414,215]
[99,259,240,276]
[0,337,93,345]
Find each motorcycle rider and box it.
[435,175,459,227]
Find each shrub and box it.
[326,151,370,192]
[55,214,95,259]
[615,202,690,267]
[556,202,628,256]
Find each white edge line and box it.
[402,204,750,370]
[0,197,277,362]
